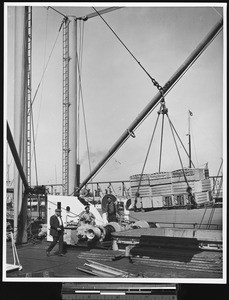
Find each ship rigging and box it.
[6,5,224,245]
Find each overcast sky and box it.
[6,3,225,189]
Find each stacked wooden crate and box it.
[149,172,172,208]
[129,168,212,209]
[130,174,152,209]
[171,168,212,206]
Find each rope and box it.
[34,8,49,144]
[31,109,39,186]
[76,48,93,177]
[212,7,223,18]
[136,112,160,200]
[200,160,223,229]
[31,9,50,187]
[77,20,85,164]
[92,6,164,93]
[75,20,97,201]
[207,207,215,229]
[170,121,195,168]
[162,24,222,100]
[30,20,63,110]
[158,113,165,173]
[47,6,68,18]
[167,114,190,188]
[212,159,223,194]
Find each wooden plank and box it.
[138,235,199,249]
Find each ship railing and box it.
[150,221,222,230]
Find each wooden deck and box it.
[5,235,222,279]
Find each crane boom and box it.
[76,18,223,194]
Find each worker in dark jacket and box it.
[46,208,65,256]
[106,197,119,222]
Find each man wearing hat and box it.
[79,204,96,225]
[46,208,65,256]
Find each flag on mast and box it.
[189,110,193,116]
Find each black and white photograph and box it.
[3,2,226,294]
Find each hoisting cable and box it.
[158,100,168,173]
[135,108,161,210]
[92,6,165,96]
[166,114,191,191]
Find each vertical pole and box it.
[13,6,28,243]
[68,17,78,195]
[62,18,70,195]
[188,111,192,168]
[26,6,32,186]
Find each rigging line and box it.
[137,113,160,196]
[207,207,215,229]
[29,20,63,110]
[47,6,68,18]
[161,23,223,100]
[77,21,81,163]
[74,26,95,197]
[189,120,198,168]
[167,114,189,187]
[212,158,223,193]
[35,7,49,143]
[199,204,208,228]
[107,20,222,141]
[212,7,223,18]
[204,159,223,228]
[158,112,165,173]
[91,6,164,92]
[170,119,195,168]
[75,51,94,190]
[31,108,39,186]
[77,20,85,164]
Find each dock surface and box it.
[5,238,222,279]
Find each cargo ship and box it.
[4,5,225,281]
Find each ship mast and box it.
[62,17,78,196]
[62,7,123,196]
[188,110,192,168]
[76,18,223,193]
[13,6,32,243]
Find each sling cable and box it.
[134,98,196,211]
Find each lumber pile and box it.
[76,260,136,277]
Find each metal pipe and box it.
[7,121,29,191]
[77,18,223,193]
